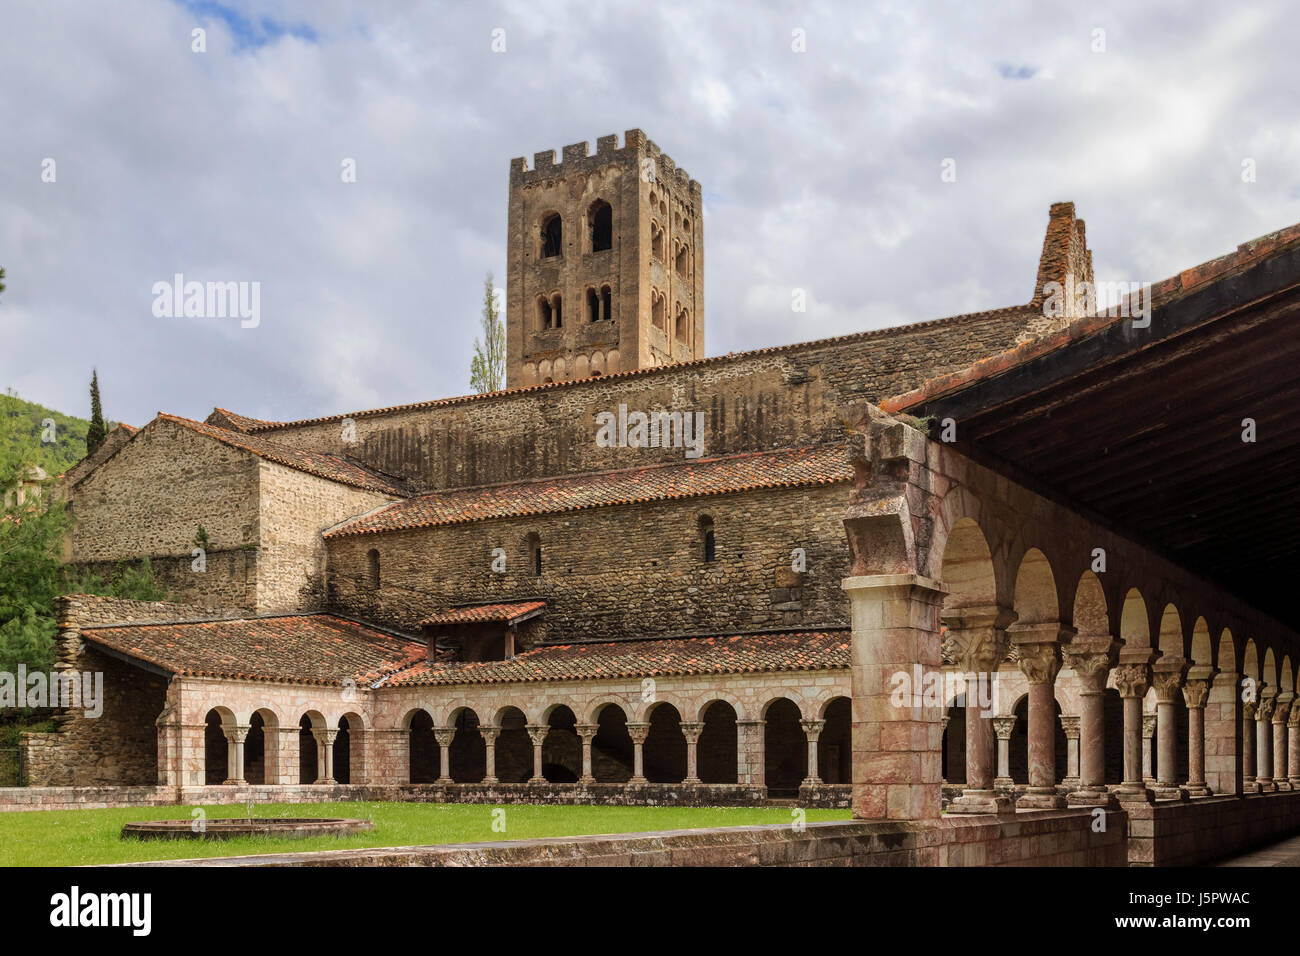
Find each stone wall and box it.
[65,418,262,610]
[256,461,394,614]
[248,307,1031,493]
[1126,791,1300,866]
[327,483,851,640]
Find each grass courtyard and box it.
[0,801,851,866]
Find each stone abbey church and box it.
[25,129,1300,864]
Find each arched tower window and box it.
[527,532,542,577]
[587,287,600,323]
[538,296,554,331]
[589,200,612,252]
[675,308,689,343]
[650,222,664,260]
[541,214,562,258]
[699,515,715,563]
[675,243,688,277]
[652,291,665,331]
[600,285,612,322]
[366,548,380,589]
[551,293,562,328]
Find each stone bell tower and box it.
[505,129,704,388]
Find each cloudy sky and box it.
[1,0,1296,427]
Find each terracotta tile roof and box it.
[325,444,850,538]
[206,407,283,433]
[157,414,405,497]
[388,629,851,686]
[84,614,427,686]
[883,220,1300,414]
[220,304,1034,434]
[420,601,546,627]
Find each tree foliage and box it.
[86,370,107,456]
[470,273,506,394]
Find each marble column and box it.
[1242,702,1258,793]
[945,604,1018,816]
[800,719,824,787]
[681,721,703,784]
[576,723,597,785]
[1272,695,1292,790]
[1059,715,1081,788]
[1063,639,1120,808]
[1152,659,1189,801]
[1012,628,1069,809]
[1114,658,1155,804]
[992,716,1015,788]
[627,722,650,784]
[940,716,950,784]
[222,725,249,786]
[1257,696,1276,791]
[1141,714,1157,783]
[1288,707,1300,790]
[480,726,499,784]
[313,728,337,784]
[1181,673,1212,797]
[526,725,548,782]
[433,727,454,784]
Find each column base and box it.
[1115,784,1155,804]
[1062,776,1081,789]
[1258,780,1277,793]
[993,777,1015,789]
[1152,785,1189,801]
[1184,784,1213,798]
[684,776,701,786]
[436,777,452,786]
[1016,789,1066,810]
[1273,780,1293,791]
[1067,788,1120,809]
[221,778,247,787]
[1289,775,1300,788]
[315,778,337,786]
[629,776,647,785]
[578,775,595,786]
[483,776,498,785]
[1243,780,1260,793]
[947,790,1015,815]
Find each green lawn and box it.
[0,801,850,866]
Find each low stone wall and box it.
[1127,791,1300,866]
[123,810,1127,867]
[0,781,851,812]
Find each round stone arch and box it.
[694,693,746,723]
[1008,545,1064,627]
[405,708,439,784]
[590,701,633,782]
[760,696,806,797]
[1189,618,1214,669]
[696,698,739,784]
[587,696,635,725]
[931,488,998,590]
[1071,570,1109,638]
[540,704,581,782]
[244,707,281,785]
[335,711,366,785]
[817,696,852,784]
[1118,588,1152,651]
[297,710,327,784]
[1216,628,1239,676]
[642,700,686,783]
[1156,604,1188,659]
[492,705,532,783]
[203,706,237,786]
[446,706,486,783]
[1263,647,1280,699]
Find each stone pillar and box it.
[1289,708,1300,790]
[313,728,337,784]
[1256,696,1276,791]
[737,719,764,790]
[944,604,1017,816]
[1063,640,1120,808]
[841,573,949,821]
[627,722,649,784]
[1141,714,1156,783]
[940,716,950,783]
[576,723,597,785]
[1059,715,1081,788]
[992,717,1015,788]
[1242,702,1258,793]
[433,728,454,784]
[1114,658,1155,804]
[1181,671,1212,797]
[1151,659,1189,801]
[800,719,824,787]
[681,721,703,784]
[1272,695,1292,790]
[1012,628,1069,809]
[374,728,408,785]
[223,725,249,786]
[527,725,547,782]
[480,726,499,784]
[1203,669,1243,796]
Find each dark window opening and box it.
[700,516,716,563]
[551,294,562,328]
[538,297,553,331]
[601,285,612,321]
[590,200,612,252]
[527,532,542,576]
[541,214,562,258]
[587,287,600,323]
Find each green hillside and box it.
[0,390,117,477]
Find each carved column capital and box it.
[526,725,548,746]
[1016,641,1062,685]
[992,716,1016,739]
[1273,703,1291,726]
[1063,638,1119,692]
[1182,679,1211,710]
[942,604,1018,671]
[225,724,251,744]
[1058,715,1081,739]
[1113,662,1151,698]
[1243,701,1258,721]
[433,727,455,748]
[312,728,339,746]
[1141,714,1157,738]
[1151,661,1187,703]
[626,722,650,744]
[1258,698,1276,722]
[479,726,501,744]
[800,719,825,739]
[680,721,703,742]
[575,723,599,739]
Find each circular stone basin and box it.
[121,818,374,841]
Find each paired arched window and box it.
[586,284,613,322]
[650,221,665,260]
[541,213,563,258]
[538,294,562,330]
[699,516,716,563]
[589,200,612,252]
[651,291,666,331]
[675,308,690,343]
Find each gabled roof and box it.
[84,614,426,686]
[420,600,546,628]
[206,408,283,433]
[324,443,850,538]
[156,414,405,497]
[386,629,851,686]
